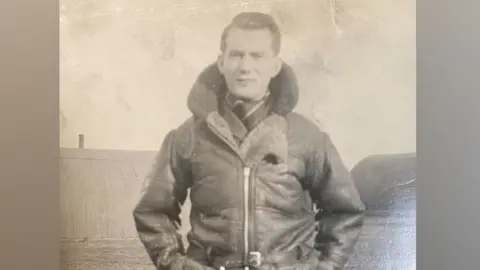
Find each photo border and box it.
[0,0,59,269]
[1,0,479,269]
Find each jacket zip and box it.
[243,166,251,270]
[205,119,259,268]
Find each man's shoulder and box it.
[175,116,196,133]
[285,112,327,140]
[170,116,197,157]
[284,112,338,164]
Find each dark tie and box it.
[233,98,272,131]
[231,102,250,121]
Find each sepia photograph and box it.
[60,1,416,269]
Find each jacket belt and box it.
[211,247,314,269]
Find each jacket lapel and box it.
[239,113,288,164]
[205,111,288,165]
[222,101,249,143]
[205,112,243,158]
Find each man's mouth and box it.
[236,78,255,83]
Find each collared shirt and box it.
[225,91,271,121]
[222,90,274,144]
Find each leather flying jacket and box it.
[133,62,366,270]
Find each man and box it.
[133,12,366,270]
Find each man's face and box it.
[217,27,281,101]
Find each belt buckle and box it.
[247,251,262,268]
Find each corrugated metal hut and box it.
[60,147,193,269]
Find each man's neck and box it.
[225,91,271,107]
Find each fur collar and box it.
[187,61,299,118]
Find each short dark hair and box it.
[220,12,282,55]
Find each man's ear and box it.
[270,57,282,78]
[216,54,225,74]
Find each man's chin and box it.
[229,87,255,99]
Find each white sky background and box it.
[59,0,416,168]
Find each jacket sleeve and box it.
[308,133,366,270]
[132,130,197,270]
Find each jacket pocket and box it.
[256,160,315,218]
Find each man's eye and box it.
[229,52,243,57]
[251,53,264,59]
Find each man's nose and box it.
[239,56,254,72]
